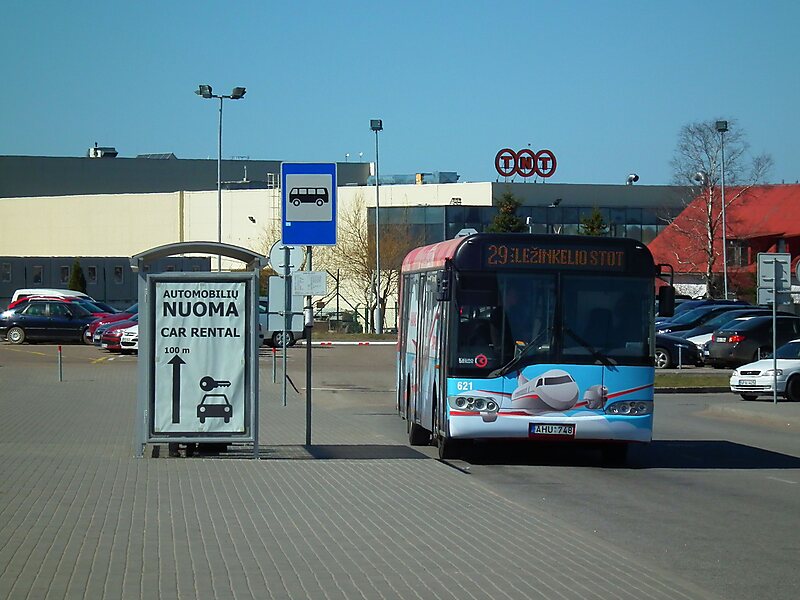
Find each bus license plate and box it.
[738,379,757,386]
[530,423,575,438]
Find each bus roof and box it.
[401,237,466,273]
[400,233,655,275]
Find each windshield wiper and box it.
[488,329,549,378]
[562,325,617,368]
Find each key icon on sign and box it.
[199,376,232,392]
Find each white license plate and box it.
[738,379,757,386]
[530,423,575,438]
[101,343,108,348]
[715,337,727,342]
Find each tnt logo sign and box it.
[495,148,557,178]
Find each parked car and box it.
[95,315,138,347]
[10,288,94,303]
[258,296,303,347]
[120,325,138,353]
[8,296,116,320]
[101,319,139,352]
[675,308,793,341]
[87,302,138,343]
[654,333,703,369]
[730,339,800,401]
[705,315,800,368]
[0,299,97,344]
[655,299,750,324]
[656,304,753,335]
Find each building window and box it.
[727,240,750,267]
[32,266,43,285]
[87,266,97,284]
[60,266,70,285]
[114,266,124,284]
[1,263,10,283]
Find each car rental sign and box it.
[152,279,249,434]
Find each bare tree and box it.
[669,118,773,297]
[317,193,422,332]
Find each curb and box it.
[298,341,397,346]
[655,386,730,394]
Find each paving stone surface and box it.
[0,351,717,599]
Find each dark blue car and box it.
[0,300,97,344]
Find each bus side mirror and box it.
[436,271,451,301]
[658,286,675,317]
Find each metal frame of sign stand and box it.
[131,242,268,458]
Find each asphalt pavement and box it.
[0,343,797,599]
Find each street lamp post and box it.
[716,120,729,299]
[195,84,246,270]
[370,119,383,334]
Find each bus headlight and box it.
[449,396,500,413]
[605,401,652,416]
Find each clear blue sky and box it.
[2,1,798,185]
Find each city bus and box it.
[397,232,674,462]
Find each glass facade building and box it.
[371,203,672,250]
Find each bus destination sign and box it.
[484,243,626,271]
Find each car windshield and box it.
[75,300,104,313]
[123,303,138,313]
[775,341,800,359]
[667,306,716,325]
[704,310,761,328]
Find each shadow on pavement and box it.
[461,439,800,470]
[162,443,429,460]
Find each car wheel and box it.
[6,327,25,345]
[437,434,465,460]
[271,331,295,348]
[740,393,758,401]
[654,347,671,369]
[786,376,800,402]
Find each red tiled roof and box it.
[648,184,800,274]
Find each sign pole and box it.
[773,260,778,405]
[305,246,313,446]
[283,246,290,407]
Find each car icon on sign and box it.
[197,393,233,424]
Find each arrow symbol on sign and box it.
[168,355,186,423]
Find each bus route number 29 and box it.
[456,381,473,391]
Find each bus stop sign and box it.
[281,162,337,246]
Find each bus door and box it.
[416,272,441,434]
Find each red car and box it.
[100,317,138,352]
[86,302,137,344]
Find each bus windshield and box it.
[451,271,652,375]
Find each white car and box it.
[729,339,800,401]
[120,325,138,353]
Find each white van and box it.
[11,288,94,303]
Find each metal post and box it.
[717,122,729,299]
[283,246,290,407]
[773,260,778,404]
[305,246,313,446]
[374,129,382,334]
[57,345,63,381]
[217,97,223,271]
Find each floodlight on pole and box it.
[716,120,729,299]
[370,118,383,334]
[195,84,247,270]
